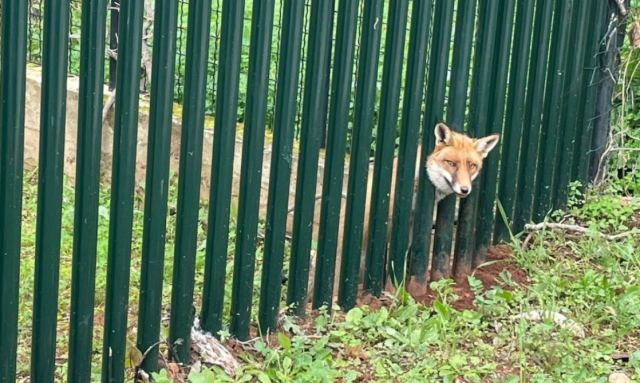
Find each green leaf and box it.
[345,307,364,324]
[433,300,450,319]
[151,370,173,383]
[188,367,217,383]
[278,332,292,351]
[256,371,272,383]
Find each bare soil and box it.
[415,245,529,311]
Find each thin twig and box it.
[102,90,117,122]
[524,222,639,241]
[614,0,628,17]
[141,0,154,87]
[522,231,535,250]
[106,49,118,61]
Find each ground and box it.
[159,186,640,383]
[14,172,640,382]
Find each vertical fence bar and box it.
[68,0,108,381]
[136,0,179,373]
[533,0,574,222]
[554,0,591,209]
[365,0,409,293]
[312,0,359,310]
[204,0,246,339]
[473,0,516,265]
[31,0,71,380]
[513,0,555,233]
[257,0,305,334]
[390,0,432,294]
[205,0,247,338]
[338,0,384,311]
[454,0,500,275]
[493,0,535,243]
[0,1,28,381]
[101,1,145,381]
[575,1,608,185]
[411,0,453,284]
[237,0,277,333]
[288,0,333,316]
[431,0,473,281]
[170,0,212,363]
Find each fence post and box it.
[554,0,592,210]
[513,0,555,234]
[312,0,359,311]
[390,0,432,294]
[0,1,28,381]
[493,0,535,244]
[202,0,247,339]
[365,0,410,294]
[136,0,179,373]
[338,0,384,311]
[288,0,333,316]
[205,0,246,339]
[534,0,575,222]
[431,0,474,281]
[237,0,277,334]
[170,0,212,363]
[68,1,108,381]
[101,0,145,381]
[258,0,306,333]
[31,0,71,380]
[473,0,516,266]
[455,0,501,277]
[411,0,455,283]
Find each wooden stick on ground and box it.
[524,222,638,241]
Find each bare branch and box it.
[140,0,154,90]
[102,90,117,123]
[524,222,638,241]
[614,0,628,17]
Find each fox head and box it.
[426,122,500,202]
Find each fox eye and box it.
[445,160,457,168]
[469,163,478,171]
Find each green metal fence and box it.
[0,0,620,381]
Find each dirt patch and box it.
[415,245,529,311]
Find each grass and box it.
[187,191,640,383]
[14,169,640,382]
[15,169,286,381]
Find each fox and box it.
[305,122,500,303]
[357,123,500,291]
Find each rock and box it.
[609,372,631,383]
[511,310,585,337]
[191,318,240,376]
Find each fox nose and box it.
[460,186,470,195]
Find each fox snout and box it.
[426,162,472,199]
[453,184,471,197]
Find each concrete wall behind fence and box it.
[23,66,350,235]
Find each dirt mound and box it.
[416,245,528,311]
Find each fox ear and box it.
[434,123,452,145]
[475,134,500,157]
